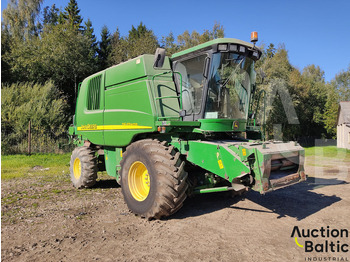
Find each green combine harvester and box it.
[68,32,306,219]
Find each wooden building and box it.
[337,101,350,149]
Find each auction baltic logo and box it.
[291,226,349,261]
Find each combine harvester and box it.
[69,32,306,219]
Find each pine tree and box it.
[126,22,158,59]
[84,19,97,60]
[58,10,65,25]
[108,27,128,65]
[62,0,83,30]
[43,4,59,26]
[97,26,111,70]
[266,43,276,58]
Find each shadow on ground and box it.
[173,177,347,221]
[93,179,120,189]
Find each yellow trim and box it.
[128,161,150,201]
[242,149,247,156]
[77,124,153,131]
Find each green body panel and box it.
[194,119,246,133]
[104,147,123,181]
[155,120,200,127]
[104,147,117,178]
[173,140,250,182]
[74,72,105,145]
[103,78,156,146]
[105,55,169,87]
[155,120,200,133]
[74,55,181,147]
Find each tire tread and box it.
[120,139,188,219]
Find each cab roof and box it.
[171,38,260,60]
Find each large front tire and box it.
[69,146,97,188]
[120,139,188,219]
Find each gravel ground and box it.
[1,155,350,262]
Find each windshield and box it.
[205,52,255,119]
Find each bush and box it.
[1,81,70,154]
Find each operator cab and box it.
[171,38,261,127]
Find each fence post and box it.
[28,120,31,155]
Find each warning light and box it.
[251,31,258,43]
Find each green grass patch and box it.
[1,153,71,180]
[304,146,350,160]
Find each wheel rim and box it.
[128,161,150,201]
[73,158,81,179]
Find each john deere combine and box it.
[68,33,306,219]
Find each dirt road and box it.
[2,155,350,262]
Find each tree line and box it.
[1,0,224,106]
[255,43,350,141]
[1,0,349,154]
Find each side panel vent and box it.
[87,75,102,110]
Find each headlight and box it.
[218,44,228,51]
[229,44,238,52]
[239,46,246,53]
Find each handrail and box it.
[173,71,183,110]
[151,71,183,121]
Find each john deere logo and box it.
[291,226,349,261]
[233,121,239,130]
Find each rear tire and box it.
[69,146,97,188]
[120,139,188,219]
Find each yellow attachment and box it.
[73,158,81,179]
[218,160,224,169]
[128,161,150,201]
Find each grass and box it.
[304,146,350,160]
[1,153,71,180]
[2,146,349,180]
[1,152,107,224]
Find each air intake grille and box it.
[87,75,102,110]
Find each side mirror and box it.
[153,48,166,69]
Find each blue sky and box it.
[2,0,350,82]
